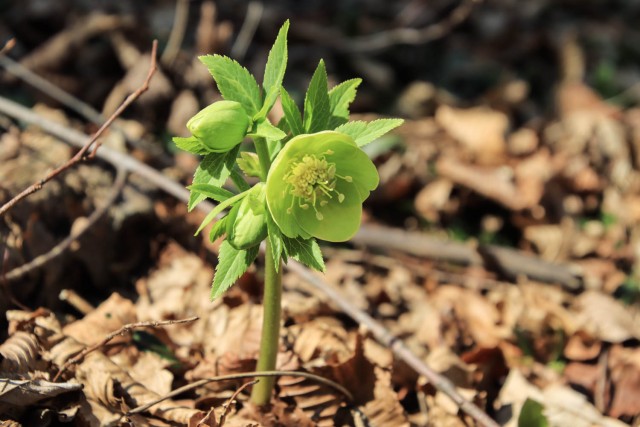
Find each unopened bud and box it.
[187,100,251,152]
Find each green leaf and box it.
[189,147,238,211]
[248,118,287,141]
[209,216,228,242]
[195,191,248,235]
[266,213,285,272]
[335,119,404,147]
[188,184,235,202]
[236,152,262,179]
[328,78,361,129]
[518,399,549,427]
[211,240,259,299]
[230,166,251,192]
[256,20,289,120]
[303,60,331,133]
[173,136,209,155]
[283,236,325,272]
[280,87,303,136]
[199,55,262,116]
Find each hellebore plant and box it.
[174,20,403,406]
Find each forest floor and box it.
[1,1,640,426]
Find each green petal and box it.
[294,194,363,242]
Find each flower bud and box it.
[187,100,251,152]
[226,184,268,250]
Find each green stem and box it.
[253,137,272,182]
[250,240,282,405]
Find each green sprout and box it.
[173,20,403,406]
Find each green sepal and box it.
[173,136,209,155]
[335,119,404,147]
[211,240,260,300]
[283,236,325,272]
[236,152,262,178]
[303,60,331,133]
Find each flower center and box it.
[284,153,352,220]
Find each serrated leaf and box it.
[211,240,259,299]
[199,55,261,116]
[280,87,303,136]
[303,60,331,133]
[518,399,549,427]
[236,152,262,179]
[335,118,404,147]
[248,118,287,141]
[209,216,228,242]
[328,78,361,129]
[283,236,325,272]
[230,166,251,191]
[256,20,289,120]
[188,184,235,202]
[266,213,285,272]
[189,147,238,211]
[173,136,209,155]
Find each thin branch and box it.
[230,1,264,61]
[219,380,258,426]
[0,40,158,218]
[0,38,15,55]
[286,260,500,427]
[53,316,198,382]
[161,0,190,67]
[295,0,483,53]
[3,167,127,282]
[126,370,354,416]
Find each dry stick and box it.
[0,101,501,425]
[295,0,483,53]
[0,40,158,218]
[286,261,500,427]
[230,1,264,61]
[127,370,354,416]
[219,380,258,426]
[0,38,16,55]
[4,167,128,282]
[161,0,190,67]
[53,316,198,382]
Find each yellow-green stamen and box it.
[283,154,351,220]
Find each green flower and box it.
[226,183,268,250]
[266,131,378,242]
[187,100,251,152]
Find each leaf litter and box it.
[3,2,640,426]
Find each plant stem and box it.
[253,137,271,181]
[250,240,282,405]
[251,135,282,406]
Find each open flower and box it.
[187,100,251,152]
[266,131,378,242]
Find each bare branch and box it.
[0,40,158,218]
[53,315,198,382]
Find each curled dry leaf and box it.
[0,331,40,375]
[0,378,81,411]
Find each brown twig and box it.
[0,38,15,55]
[230,1,264,61]
[127,370,354,416]
[3,167,128,282]
[219,380,258,426]
[0,40,158,218]
[161,0,190,67]
[286,260,500,427]
[53,315,198,382]
[294,0,483,53]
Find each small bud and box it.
[226,184,268,250]
[187,100,251,152]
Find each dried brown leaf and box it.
[573,291,640,343]
[0,332,40,375]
